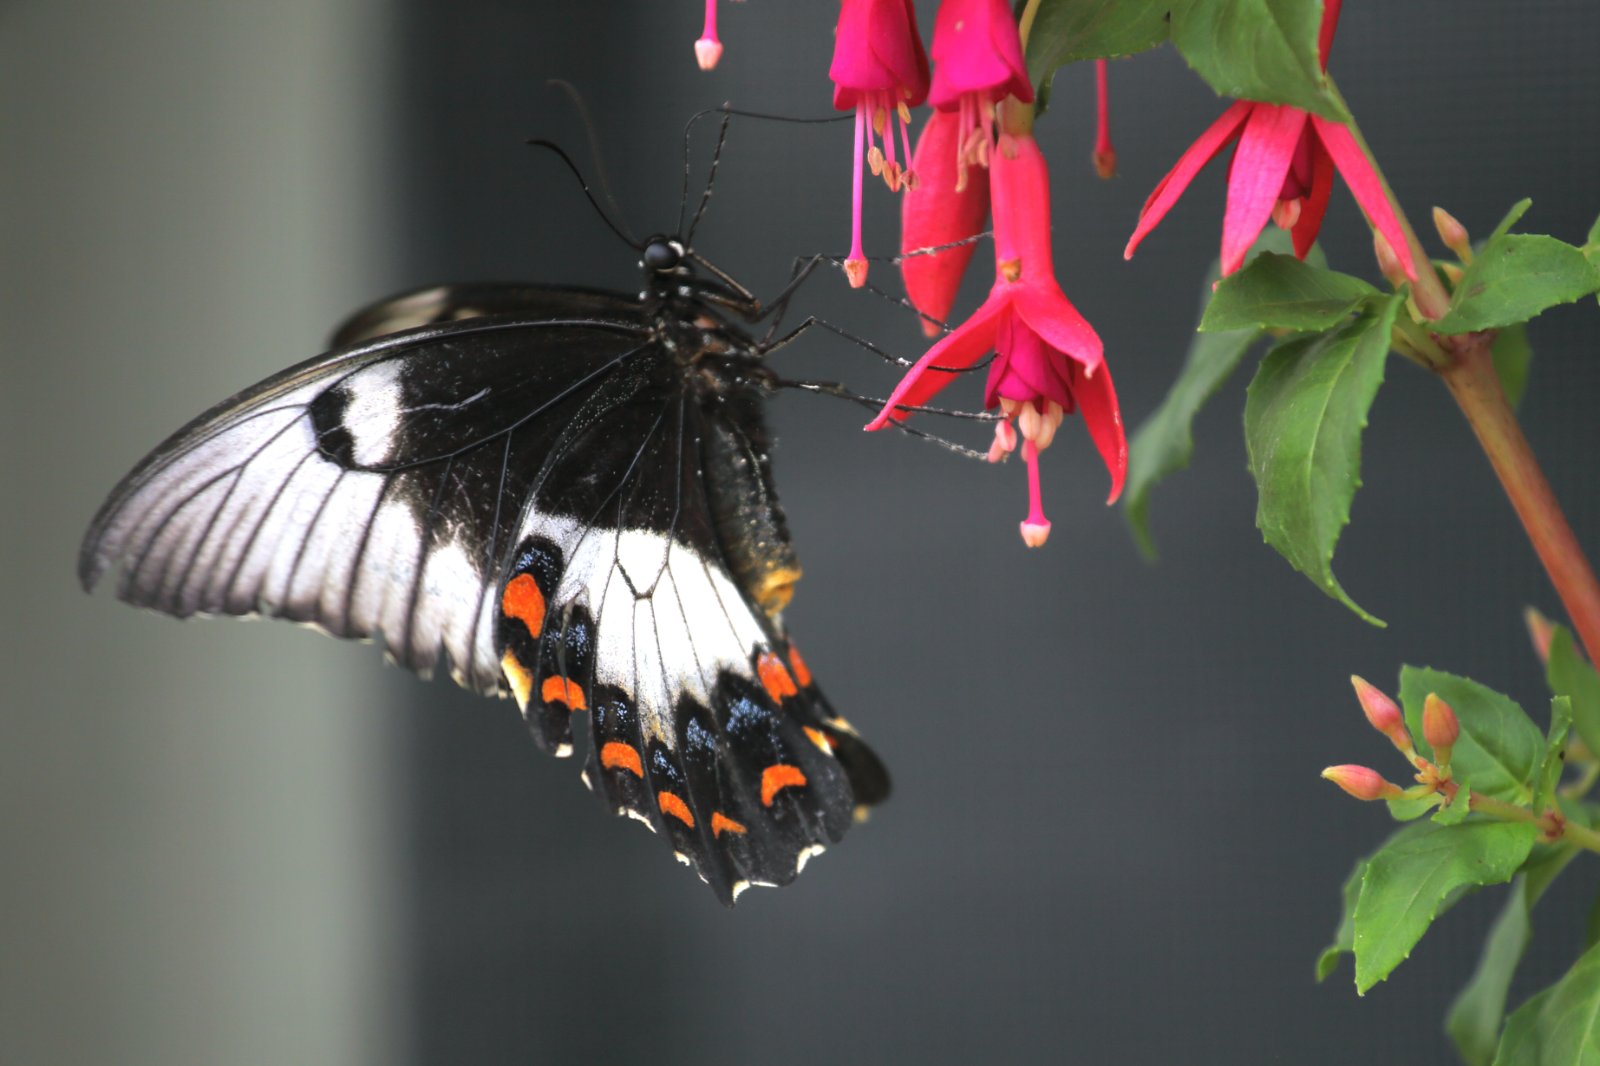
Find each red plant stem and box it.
[1441,337,1600,665]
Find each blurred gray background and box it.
[6,2,1600,1063]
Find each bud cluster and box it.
[1322,676,1462,807]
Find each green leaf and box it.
[1400,667,1544,805]
[1535,697,1574,813]
[1547,627,1600,761]
[1353,820,1538,994]
[1202,253,1379,332]
[1385,792,1438,822]
[1490,199,1534,244]
[1585,211,1600,281]
[1026,0,1170,110]
[1492,940,1600,1064]
[1317,855,1366,981]
[1449,877,1535,1066]
[1123,232,1315,559]
[1435,787,1474,825]
[1317,822,1431,982]
[1492,323,1533,410]
[1168,0,1347,121]
[1435,234,1600,334]
[1522,841,1581,904]
[1125,327,1261,558]
[1243,294,1401,624]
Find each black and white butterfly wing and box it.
[80,286,887,902]
[79,295,648,692]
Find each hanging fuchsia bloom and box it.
[927,0,1033,191]
[1124,0,1415,278]
[901,109,991,336]
[831,0,929,287]
[695,0,723,70]
[869,134,1126,547]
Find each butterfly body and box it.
[81,238,887,903]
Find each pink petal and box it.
[1073,358,1127,503]
[1292,138,1336,258]
[901,109,991,332]
[1125,100,1254,259]
[1310,114,1418,281]
[927,0,1031,109]
[830,0,929,106]
[1220,104,1309,274]
[1013,285,1104,370]
[865,291,1008,431]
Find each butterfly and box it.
[77,218,890,905]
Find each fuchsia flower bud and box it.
[695,0,723,70]
[831,0,929,288]
[1124,0,1416,279]
[1423,693,1460,764]
[1526,608,1557,664]
[1433,206,1472,262]
[1322,765,1404,802]
[1351,675,1414,757]
[868,132,1126,547]
[900,110,991,337]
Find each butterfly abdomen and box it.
[700,403,802,618]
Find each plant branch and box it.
[1441,335,1600,666]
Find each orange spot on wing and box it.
[500,573,546,635]
[657,790,695,828]
[600,741,643,777]
[756,651,798,702]
[711,812,747,837]
[803,726,833,754]
[541,676,587,712]
[500,650,533,710]
[761,764,808,806]
[788,645,814,688]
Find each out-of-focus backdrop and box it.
[6,2,1600,1063]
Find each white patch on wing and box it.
[416,538,487,680]
[516,514,766,750]
[337,360,405,467]
[87,358,509,693]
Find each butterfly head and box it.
[641,236,686,274]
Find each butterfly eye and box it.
[643,238,684,272]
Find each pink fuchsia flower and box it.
[1123,0,1415,279]
[831,0,929,287]
[695,0,723,70]
[900,109,991,337]
[869,134,1126,547]
[927,0,1033,192]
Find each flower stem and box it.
[1470,792,1600,854]
[1441,336,1600,666]
[1324,80,1453,322]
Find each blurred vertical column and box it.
[2,4,406,1066]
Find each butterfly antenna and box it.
[525,139,642,250]
[546,79,636,245]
